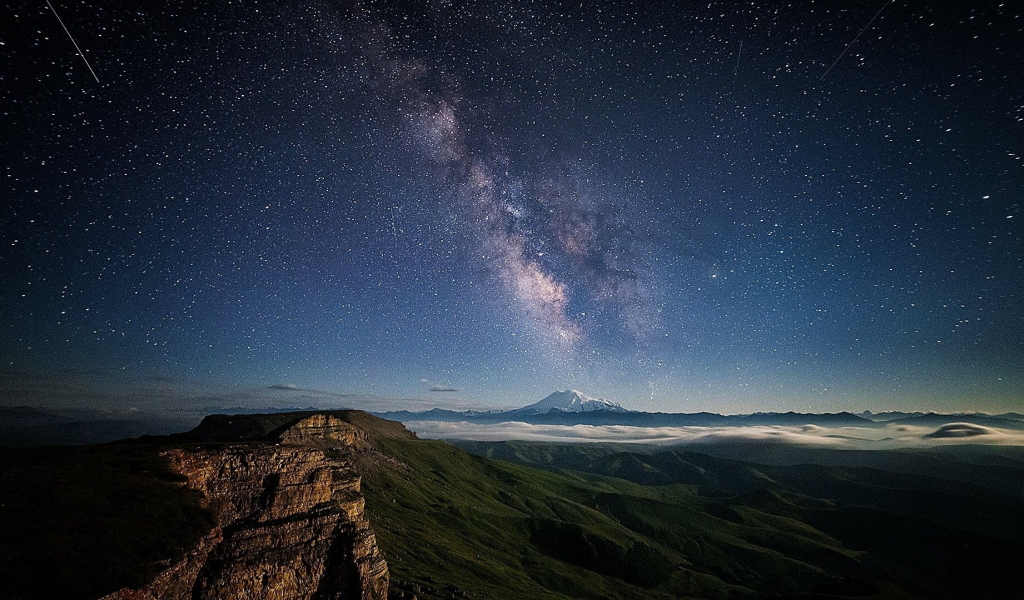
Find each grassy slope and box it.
[358,436,747,599]
[351,431,914,600]
[451,440,1024,600]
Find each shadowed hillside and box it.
[0,444,215,599]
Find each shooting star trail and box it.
[820,0,893,81]
[45,0,100,84]
[389,206,400,242]
[733,40,743,76]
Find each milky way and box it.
[1,1,1022,412]
[330,7,655,353]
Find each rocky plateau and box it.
[104,414,390,600]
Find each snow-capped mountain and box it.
[516,390,628,414]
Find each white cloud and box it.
[404,420,1024,448]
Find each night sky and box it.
[2,0,1022,414]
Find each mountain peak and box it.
[518,390,627,414]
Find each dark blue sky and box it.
[2,0,1021,413]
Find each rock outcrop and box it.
[105,414,389,600]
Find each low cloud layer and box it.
[405,420,1024,449]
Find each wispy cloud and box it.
[428,385,461,393]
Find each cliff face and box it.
[105,414,388,600]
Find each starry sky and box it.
[2,0,1022,414]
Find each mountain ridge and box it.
[372,391,1024,431]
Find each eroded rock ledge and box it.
[105,414,389,600]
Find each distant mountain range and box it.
[0,406,198,447]
[4,393,1024,449]
[860,410,1024,422]
[376,390,1024,430]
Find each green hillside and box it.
[349,425,1017,599]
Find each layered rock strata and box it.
[105,415,388,600]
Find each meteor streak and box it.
[45,0,100,84]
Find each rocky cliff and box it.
[105,414,389,600]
